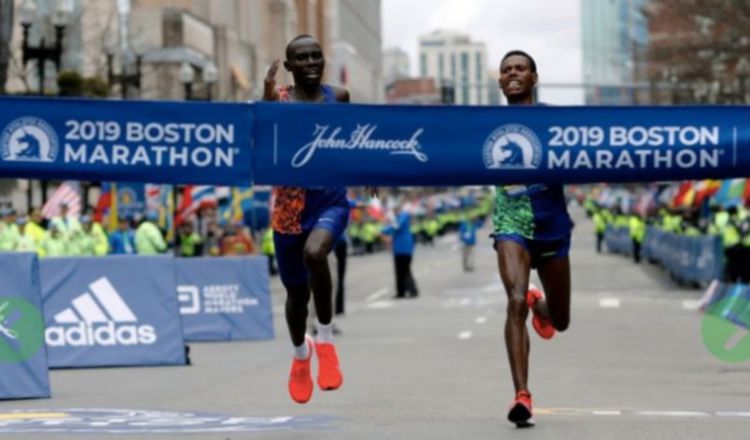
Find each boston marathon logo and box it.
[483,124,542,170]
[546,125,722,169]
[291,124,428,168]
[0,117,59,162]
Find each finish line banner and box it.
[253,103,750,186]
[0,97,252,185]
[2,97,750,186]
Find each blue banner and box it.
[175,257,273,341]
[3,98,750,186]
[641,227,723,285]
[0,253,50,399]
[116,183,145,219]
[253,103,750,186]
[0,97,252,185]
[40,256,186,368]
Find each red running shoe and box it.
[315,342,343,391]
[288,335,314,404]
[508,390,535,427]
[527,286,555,340]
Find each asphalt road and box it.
[1,205,749,439]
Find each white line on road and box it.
[599,298,621,308]
[593,410,622,416]
[682,299,702,311]
[475,316,487,324]
[366,300,395,310]
[635,411,710,417]
[366,288,390,303]
[459,298,471,306]
[458,331,472,340]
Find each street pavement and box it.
[1,205,749,439]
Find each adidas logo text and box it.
[45,276,158,347]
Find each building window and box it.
[439,53,444,81]
[476,52,482,82]
[451,53,456,79]
[461,52,469,80]
[420,53,427,77]
[462,85,469,105]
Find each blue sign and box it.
[0,253,50,400]
[117,183,145,218]
[0,97,252,185]
[39,256,186,368]
[175,257,273,341]
[253,103,750,186]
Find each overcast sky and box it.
[382,0,584,104]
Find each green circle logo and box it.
[0,297,45,363]
[702,296,750,363]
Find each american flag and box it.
[41,181,81,219]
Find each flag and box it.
[176,185,218,225]
[41,181,81,219]
[672,181,694,208]
[94,182,113,223]
[693,179,721,207]
[222,187,254,224]
[714,179,746,207]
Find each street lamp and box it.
[20,0,68,95]
[179,61,218,101]
[107,52,143,99]
[179,62,195,100]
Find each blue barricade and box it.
[40,256,187,368]
[175,257,274,341]
[0,253,51,399]
[604,226,633,255]
[641,228,723,285]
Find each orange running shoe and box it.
[507,390,535,427]
[288,335,314,404]
[526,286,555,340]
[315,342,343,391]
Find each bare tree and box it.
[0,0,13,94]
[646,0,750,103]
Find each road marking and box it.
[458,331,472,340]
[366,288,390,303]
[593,410,622,416]
[459,298,471,306]
[366,301,394,310]
[682,299,702,311]
[636,411,710,417]
[475,316,487,324]
[599,298,621,308]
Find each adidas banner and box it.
[254,103,750,186]
[0,97,252,185]
[0,253,51,399]
[39,256,186,368]
[175,257,274,341]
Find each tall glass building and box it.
[581,0,648,105]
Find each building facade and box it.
[418,30,488,105]
[383,46,410,86]
[581,0,648,105]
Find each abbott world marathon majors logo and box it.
[1,117,59,162]
[45,277,157,347]
[483,124,542,170]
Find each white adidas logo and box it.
[45,277,157,347]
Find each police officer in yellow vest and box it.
[262,228,277,276]
[629,213,647,264]
[592,207,607,253]
[722,206,743,282]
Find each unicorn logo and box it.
[1,117,59,163]
[483,124,542,170]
